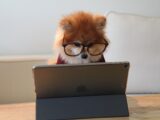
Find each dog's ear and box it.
[94,15,106,30]
[60,19,73,32]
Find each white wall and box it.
[0,0,160,55]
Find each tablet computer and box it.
[33,62,129,99]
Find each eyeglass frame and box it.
[62,37,108,56]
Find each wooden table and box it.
[0,94,160,120]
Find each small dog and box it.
[54,11,109,64]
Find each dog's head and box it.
[54,11,109,64]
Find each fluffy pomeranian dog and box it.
[54,11,109,64]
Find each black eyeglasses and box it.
[62,39,108,56]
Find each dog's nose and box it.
[81,53,88,59]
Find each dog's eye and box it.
[87,43,93,47]
[74,42,81,47]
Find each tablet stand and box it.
[36,94,129,120]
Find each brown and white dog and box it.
[53,11,109,64]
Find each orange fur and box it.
[53,11,109,64]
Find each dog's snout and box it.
[81,53,88,59]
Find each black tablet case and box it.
[33,63,130,120]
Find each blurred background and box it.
[0,0,160,104]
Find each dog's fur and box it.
[54,11,109,64]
